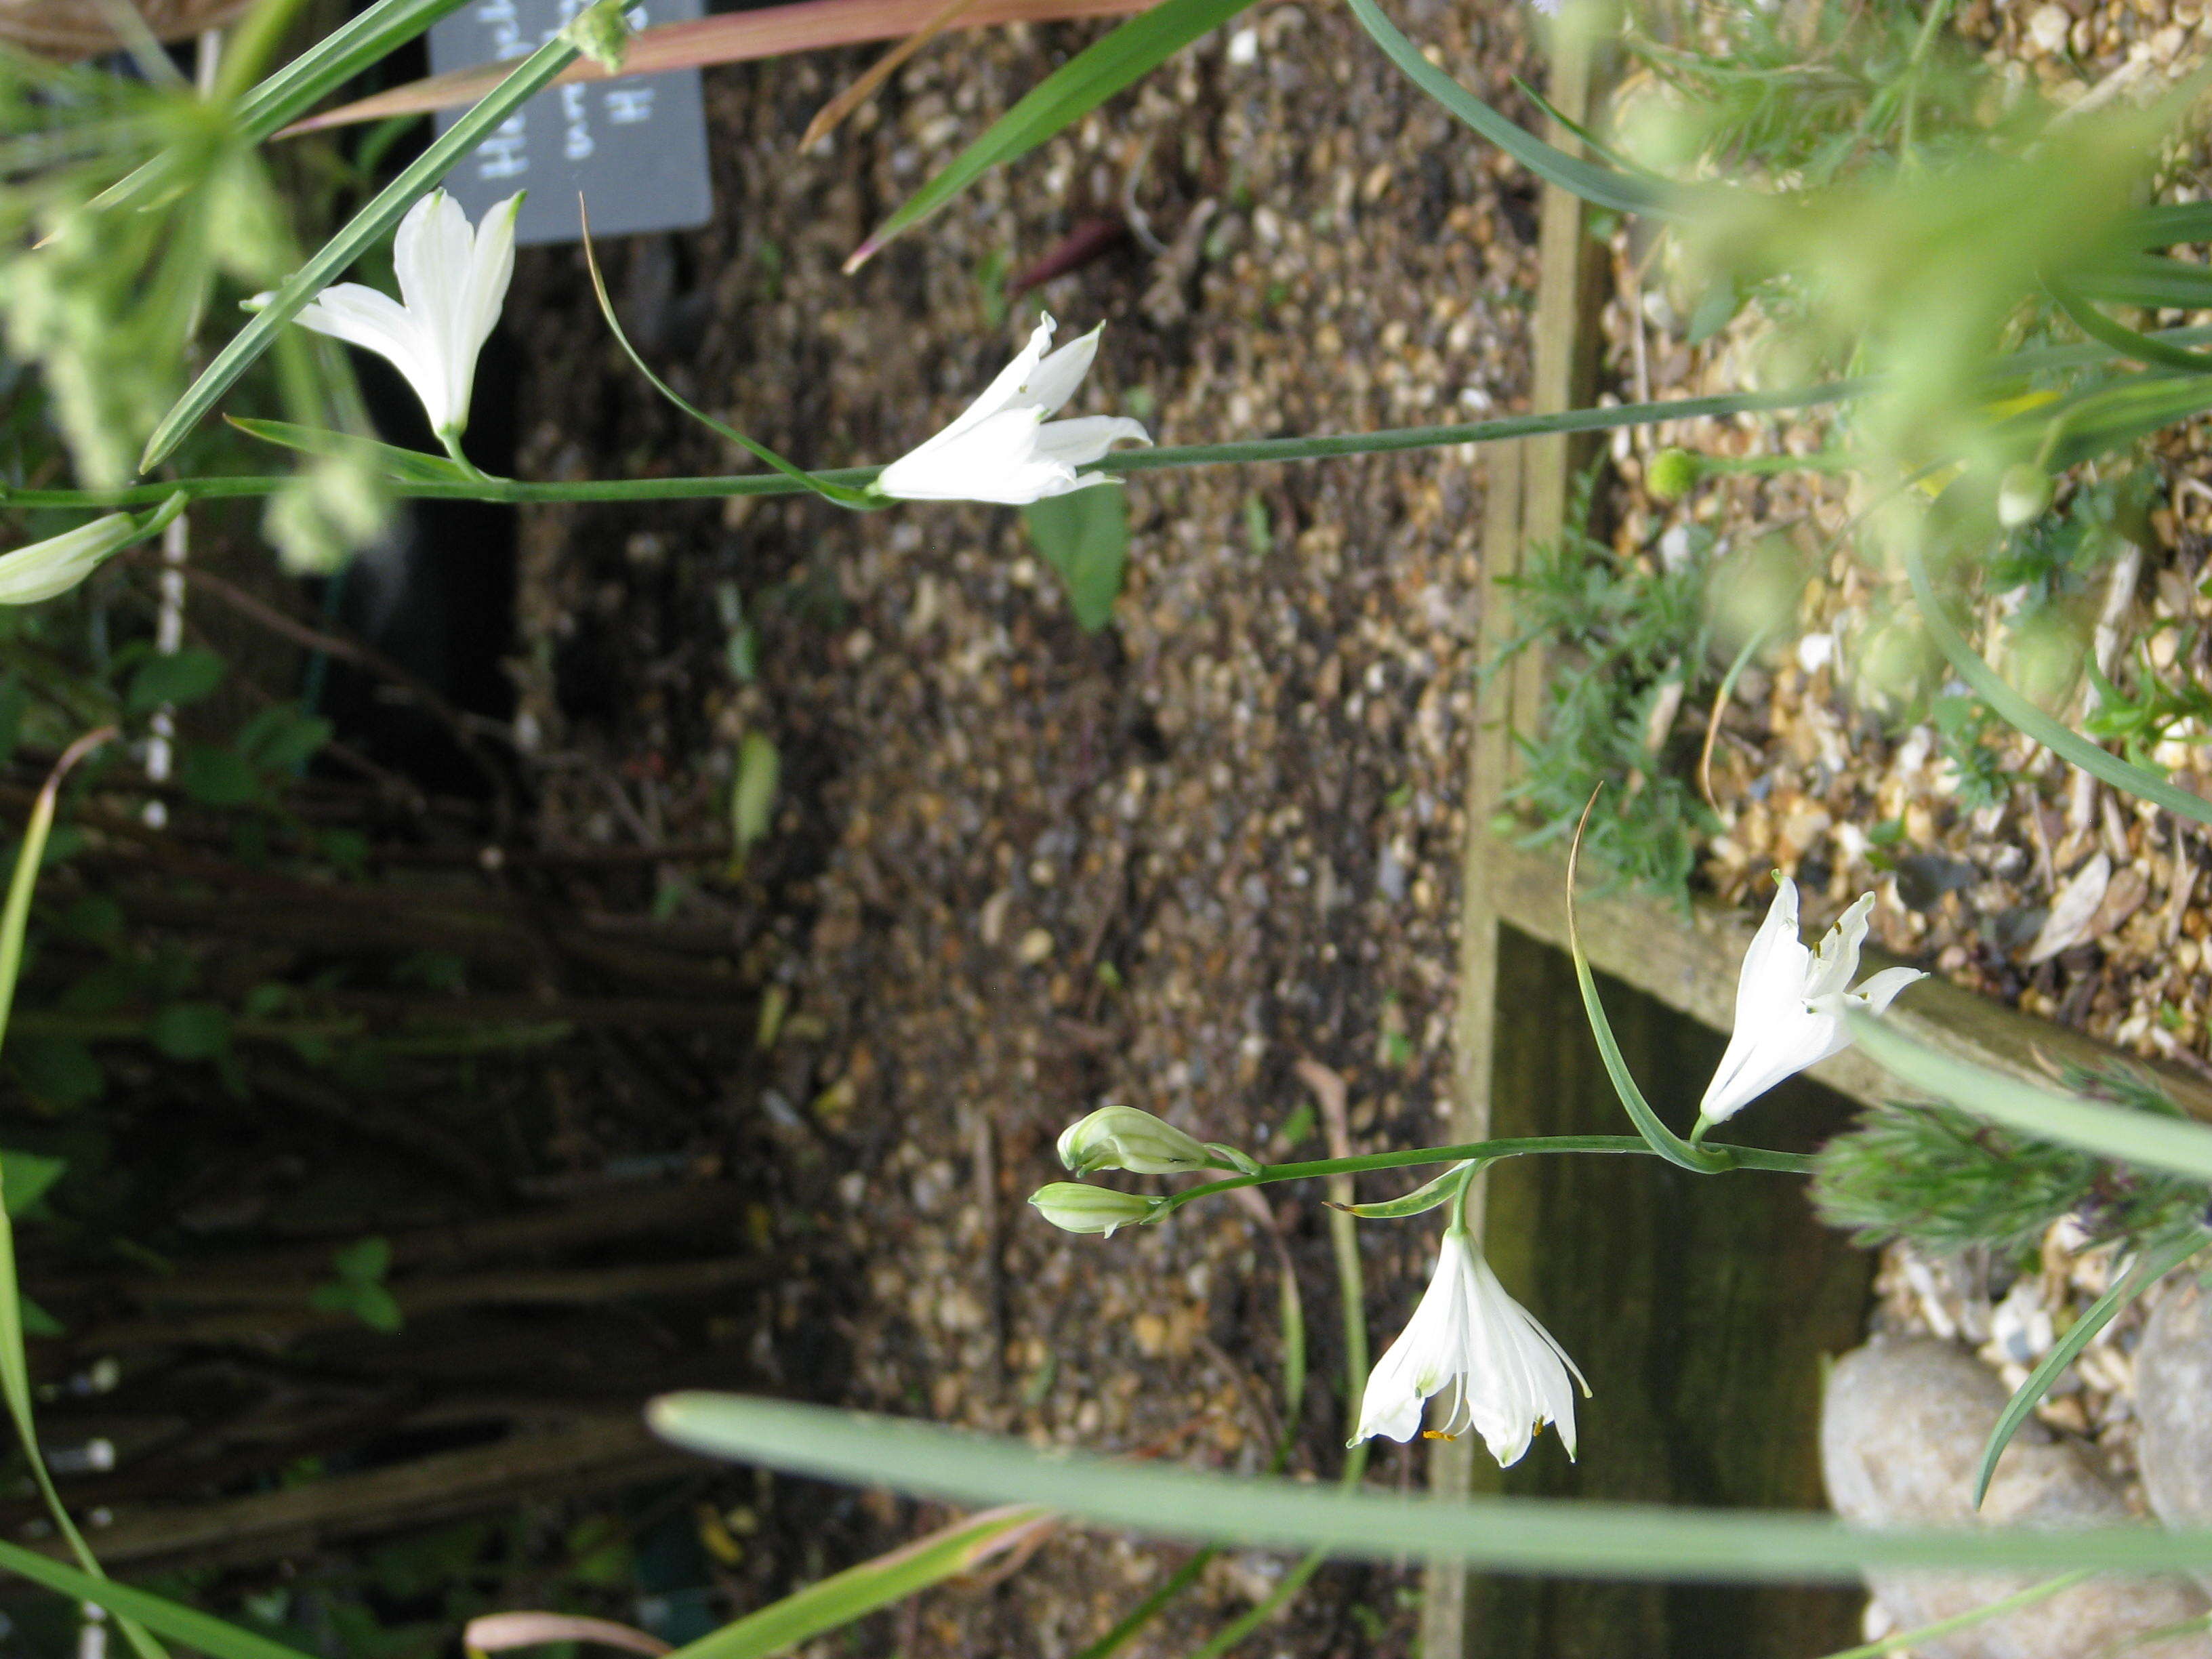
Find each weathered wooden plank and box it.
[41,1415,697,1573]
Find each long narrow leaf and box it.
[2073,251,2212,308]
[1971,1231,2201,1509]
[280,0,1153,131]
[227,416,483,485]
[138,33,581,474]
[645,1392,2212,1579]
[1811,1572,2093,1659]
[2045,276,2212,375]
[1564,794,1727,1174]
[578,215,873,508]
[1848,1012,2212,1182]
[668,1507,1051,1659]
[846,0,1254,268]
[0,735,163,1659]
[1902,539,2212,831]
[1343,0,1696,220]
[0,1540,312,1659]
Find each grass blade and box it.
[1903,539,2212,832]
[1343,0,1696,220]
[1564,792,1728,1174]
[1971,1232,2201,1509]
[0,1539,312,1659]
[226,416,483,484]
[2045,277,2212,375]
[1847,1011,2212,1183]
[577,211,874,508]
[0,734,165,1659]
[138,32,581,474]
[845,0,1256,269]
[668,1506,1051,1659]
[1811,1572,2093,1659]
[645,1391,2212,1579]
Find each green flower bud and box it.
[1057,1105,1220,1176]
[1996,462,2053,530]
[0,513,141,606]
[1646,447,1700,502]
[1028,1183,1158,1237]
[561,0,635,70]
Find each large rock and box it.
[2137,1274,2212,1595]
[1821,1336,2212,1659]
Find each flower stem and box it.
[1145,1134,1816,1222]
[7,382,1866,513]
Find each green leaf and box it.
[0,1151,66,1215]
[2072,250,2212,309]
[1903,540,2212,832]
[332,1235,392,1284]
[850,0,1260,265]
[1023,487,1128,632]
[2040,372,2212,472]
[1329,1160,1474,1220]
[7,1038,104,1110]
[237,705,333,775]
[1342,0,1696,220]
[126,647,227,716]
[577,224,872,508]
[1847,1012,2212,1183]
[731,731,779,863]
[0,737,165,1659]
[0,1538,311,1659]
[2044,277,2212,375]
[646,1391,2212,1578]
[666,1505,1050,1659]
[139,32,582,472]
[1563,804,1729,1174]
[1971,1232,2200,1510]
[18,1298,62,1339]
[178,744,261,807]
[148,1002,233,1062]
[226,417,484,486]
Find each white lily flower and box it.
[0,514,141,605]
[1350,1227,1586,1467]
[876,313,1150,505]
[287,189,522,447]
[1698,876,1926,1128]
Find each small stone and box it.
[1822,1338,2212,1658]
[2134,1275,2212,1599]
[2028,2,2070,53]
[1016,927,1054,966]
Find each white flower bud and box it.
[0,514,140,605]
[1056,1106,1221,1176]
[1997,463,2053,530]
[1027,1183,1158,1237]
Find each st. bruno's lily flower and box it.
[1058,1106,1218,1177]
[1697,876,1925,1130]
[287,189,522,450]
[1351,1226,1586,1467]
[874,314,1150,505]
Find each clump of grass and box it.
[1493,472,1719,909]
[1812,1063,2208,1262]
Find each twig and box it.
[798,0,986,147]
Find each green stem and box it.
[1147,1134,1816,1222]
[14,383,1868,514]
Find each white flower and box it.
[1698,877,1926,1128]
[1350,1228,1586,1467]
[287,189,522,445]
[1057,1106,1219,1176]
[0,514,141,605]
[875,314,1149,505]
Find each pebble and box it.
[2133,1273,2212,1598]
[1822,1337,2212,1658]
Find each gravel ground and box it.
[497,0,1548,1649]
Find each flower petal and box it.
[920,314,1059,455]
[1031,415,1152,469]
[294,285,447,430]
[1851,965,1927,1014]
[1017,323,1103,417]
[1804,892,1877,1000]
